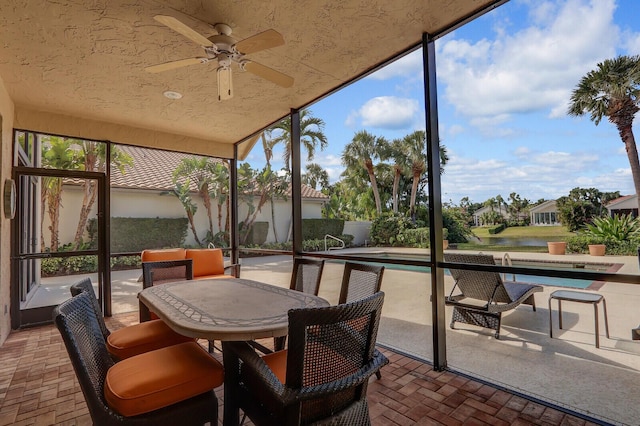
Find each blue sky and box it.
[252,0,640,205]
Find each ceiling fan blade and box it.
[154,15,213,47]
[235,29,284,54]
[243,61,294,88]
[145,57,209,73]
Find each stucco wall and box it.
[44,186,324,248]
[0,76,15,345]
[343,221,371,246]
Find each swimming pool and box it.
[331,252,620,290]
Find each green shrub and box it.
[442,209,474,243]
[302,219,345,240]
[110,217,188,252]
[370,213,414,246]
[566,234,640,255]
[400,227,429,248]
[583,214,640,242]
[488,224,507,234]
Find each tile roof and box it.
[111,145,327,199]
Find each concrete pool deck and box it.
[34,247,640,425]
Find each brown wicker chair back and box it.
[69,277,110,340]
[140,259,193,322]
[289,257,325,296]
[224,291,388,425]
[338,262,385,304]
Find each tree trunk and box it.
[392,167,401,213]
[410,173,419,222]
[47,180,63,251]
[73,179,97,249]
[621,125,640,212]
[200,186,214,236]
[270,196,279,242]
[187,211,202,246]
[365,161,381,215]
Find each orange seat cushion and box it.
[186,249,224,277]
[107,319,194,360]
[104,342,224,417]
[141,248,186,262]
[262,349,288,384]
[195,274,234,280]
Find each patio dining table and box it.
[137,277,329,425]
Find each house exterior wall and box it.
[529,201,559,225]
[0,76,15,345]
[44,186,324,249]
[606,196,638,217]
[472,206,508,226]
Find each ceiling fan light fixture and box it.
[217,67,233,101]
[163,90,183,100]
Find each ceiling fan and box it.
[146,15,294,101]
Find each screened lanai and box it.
[2,1,640,425]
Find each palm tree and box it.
[171,180,202,246]
[389,138,406,213]
[568,55,640,210]
[72,142,132,249]
[302,163,329,191]
[209,161,230,242]
[41,137,82,251]
[342,130,388,215]
[269,109,328,172]
[399,130,449,221]
[172,157,219,243]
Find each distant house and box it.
[529,200,560,226]
[472,205,509,226]
[605,195,638,218]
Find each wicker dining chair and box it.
[70,277,193,360]
[289,257,325,295]
[444,252,543,338]
[139,258,193,322]
[338,262,385,379]
[53,292,220,425]
[338,262,385,304]
[269,257,326,352]
[223,291,388,426]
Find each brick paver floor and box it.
[0,312,604,425]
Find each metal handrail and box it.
[324,234,345,251]
[501,252,516,281]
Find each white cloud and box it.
[447,124,465,137]
[622,28,640,54]
[357,96,419,129]
[437,0,619,124]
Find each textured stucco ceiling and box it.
[0,0,505,159]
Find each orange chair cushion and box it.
[185,249,224,277]
[104,342,224,417]
[141,248,186,262]
[195,274,234,280]
[106,319,194,360]
[262,349,288,384]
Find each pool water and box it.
[334,253,614,289]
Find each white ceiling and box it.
[0,0,505,159]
